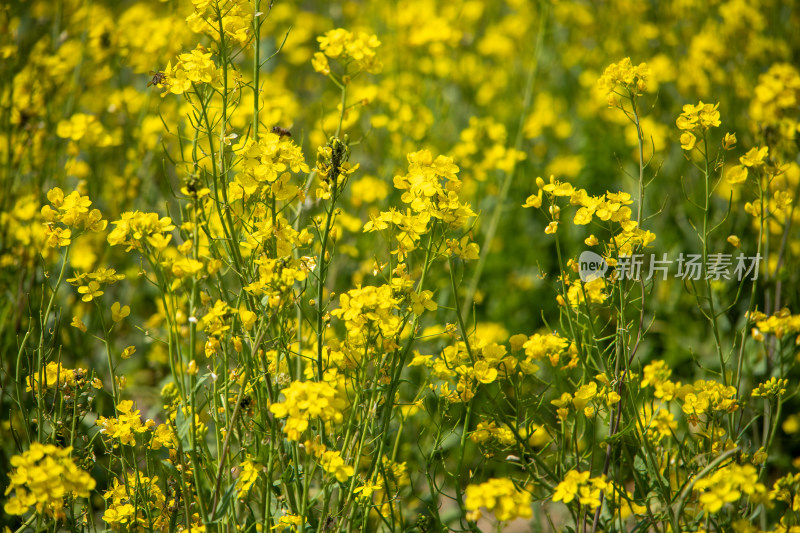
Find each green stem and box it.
[36,246,71,441]
[462,0,548,315]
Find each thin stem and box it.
[462,1,548,315]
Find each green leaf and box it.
[211,483,237,522]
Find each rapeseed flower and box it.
[465,478,532,522]
[4,443,95,519]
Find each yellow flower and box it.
[739,146,768,167]
[71,315,87,332]
[319,450,354,482]
[150,424,178,450]
[693,463,765,513]
[725,165,749,184]
[42,188,106,231]
[722,132,737,150]
[161,46,223,95]
[606,391,621,406]
[111,302,130,322]
[409,290,438,315]
[4,443,96,519]
[107,211,175,253]
[311,52,330,75]
[567,278,607,306]
[552,470,591,505]
[472,360,498,384]
[641,360,671,388]
[597,58,650,103]
[331,284,402,340]
[96,400,154,446]
[89,267,125,284]
[272,514,303,532]
[465,478,532,522]
[353,479,383,501]
[680,131,696,150]
[523,190,543,208]
[315,28,382,74]
[102,475,167,530]
[270,381,346,441]
[120,346,136,359]
[26,362,85,392]
[551,392,573,408]
[171,257,204,278]
[528,424,552,448]
[572,382,598,410]
[236,458,261,498]
[78,281,104,302]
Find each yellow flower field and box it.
[2,1,800,532]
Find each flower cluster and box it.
[451,116,527,182]
[465,478,532,522]
[309,446,354,483]
[56,113,115,146]
[751,308,800,339]
[692,463,766,513]
[1,194,48,268]
[641,360,683,401]
[26,362,91,392]
[551,379,621,420]
[393,150,475,230]
[417,334,519,403]
[102,475,170,531]
[638,404,678,444]
[231,131,309,199]
[274,514,304,532]
[596,57,650,106]
[676,101,722,151]
[552,469,608,510]
[96,400,155,446]
[312,28,382,76]
[520,332,573,369]
[236,458,262,498]
[161,46,223,95]
[41,188,106,248]
[524,176,655,255]
[5,1,800,531]
[751,377,788,400]
[243,256,314,305]
[331,284,402,341]
[566,278,608,307]
[4,443,96,519]
[770,473,800,510]
[470,421,516,447]
[681,380,739,423]
[270,381,346,441]
[67,267,125,303]
[365,150,477,259]
[107,211,176,252]
[749,63,800,149]
[726,145,771,185]
[186,0,253,45]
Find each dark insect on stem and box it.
[239,396,252,410]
